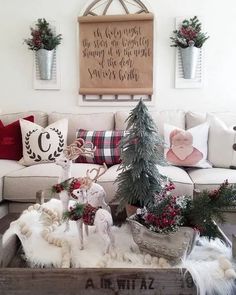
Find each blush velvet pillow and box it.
[164,123,212,168]
[0,116,34,160]
[20,118,68,165]
[76,129,124,165]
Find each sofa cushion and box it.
[187,167,236,191]
[4,163,116,203]
[48,112,115,145]
[156,164,194,197]
[109,164,194,202]
[115,110,185,137]
[0,111,48,128]
[0,116,34,160]
[0,160,25,202]
[207,115,236,168]
[186,111,236,129]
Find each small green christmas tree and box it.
[115,99,166,210]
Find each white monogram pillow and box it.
[20,118,68,165]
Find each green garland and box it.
[182,180,236,239]
[51,178,73,194]
[63,203,85,221]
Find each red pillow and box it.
[0,116,34,160]
[75,129,124,165]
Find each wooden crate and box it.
[0,233,197,295]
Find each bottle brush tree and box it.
[115,99,166,210]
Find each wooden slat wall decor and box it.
[0,268,197,295]
[78,12,154,96]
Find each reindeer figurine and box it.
[71,163,110,211]
[69,167,114,253]
[55,138,95,231]
[69,164,114,253]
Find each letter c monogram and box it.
[38,132,51,152]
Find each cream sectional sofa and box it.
[0,110,236,213]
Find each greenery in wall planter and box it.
[24,18,62,80]
[170,16,209,79]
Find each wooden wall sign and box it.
[78,13,154,95]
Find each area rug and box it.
[3,199,236,295]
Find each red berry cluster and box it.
[208,179,229,200]
[145,196,181,233]
[31,29,42,48]
[164,182,175,192]
[180,27,197,42]
[67,205,83,221]
[52,183,64,193]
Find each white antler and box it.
[63,138,96,160]
[86,163,108,183]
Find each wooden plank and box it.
[233,235,236,258]
[0,234,19,267]
[36,190,45,204]
[0,268,196,295]
[7,246,27,268]
[78,13,154,23]
[0,213,19,234]
[79,88,153,95]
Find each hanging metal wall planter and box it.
[36,49,55,80]
[180,42,200,79]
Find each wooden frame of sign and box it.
[78,13,154,95]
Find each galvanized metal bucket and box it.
[127,215,197,264]
[36,49,54,80]
[180,46,200,79]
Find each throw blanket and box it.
[3,199,236,295]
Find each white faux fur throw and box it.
[3,199,236,295]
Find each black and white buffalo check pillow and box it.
[76,129,125,165]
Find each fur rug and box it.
[3,199,236,295]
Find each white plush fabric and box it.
[0,160,25,201]
[20,118,68,166]
[207,115,236,168]
[187,167,236,191]
[3,199,236,295]
[48,112,115,145]
[164,123,211,168]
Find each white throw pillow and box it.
[164,123,211,168]
[20,118,68,165]
[207,114,236,168]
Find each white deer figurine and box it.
[68,164,113,251]
[70,163,110,211]
[55,138,95,231]
[70,181,115,253]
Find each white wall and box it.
[0,0,236,114]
